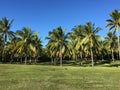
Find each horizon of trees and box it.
[0,9,120,66]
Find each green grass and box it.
[0,64,120,90]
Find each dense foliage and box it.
[0,10,120,66]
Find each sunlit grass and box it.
[0,64,120,90]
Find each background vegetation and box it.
[0,10,120,67]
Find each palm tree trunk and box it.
[20,57,22,63]
[54,58,56,65]
[17,58,19,64]
[35,56,38,64]
[73,53,76,60]
[10,54,13,64]
[90,48,94,67]
[60,45,62,66]
[75,55,78,61]
[111,49,114,62]
[25,56,27,64]
[80,52,83,60]
[80,52,83,65]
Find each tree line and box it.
[0,10,120,66]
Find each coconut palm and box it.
[15,27,39,64]
[104,32,117,62]
[106,10,120,59]
[0,17,14,62]
[68,25,85,61]
[84,22,101,67]
[32,32,42,64]
[46,26,68,66]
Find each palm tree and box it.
[15,27,38,64]
[0,17,14,62]
[106,10,120,59]
[84,22,101,67]
[32,32,42,64]
[104,32,117,62]
[68,25,85,61]
[46,26,68,66]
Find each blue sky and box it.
[0,0,120,46]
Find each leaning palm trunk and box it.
[90,48,94,67]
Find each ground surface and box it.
[0,64,120,90]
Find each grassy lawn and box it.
[0,64,120,90]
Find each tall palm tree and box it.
[104,32,117,62]
[46,26,68,66]
[84,22,101,67]
[15,27,38,64]
[106,10,120,59]
[32,32,42,64]
[68,25,85,61]
[0,17,14,62]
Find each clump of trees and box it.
[0,10,120,66]
[0,17,42,64]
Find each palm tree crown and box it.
[0,17,14,43]
[106,10,120,33]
